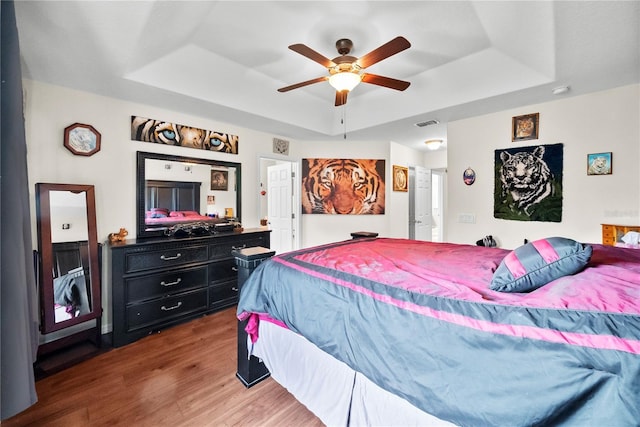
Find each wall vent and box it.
[415,119,440,128]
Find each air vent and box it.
[415,119,440,128]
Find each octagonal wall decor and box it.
[64,123,101,156]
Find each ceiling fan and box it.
[277,36,411,106]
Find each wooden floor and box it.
[4,307,323,426]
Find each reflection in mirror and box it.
[137,152,242,239]
[49,190,91,323]
[36,183,101,334]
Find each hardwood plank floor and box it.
[4,307,323,426]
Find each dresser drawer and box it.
[209,259,238,285]
[209,235,268,260]
[126,266,207,303]
[110,230,270,347]
[125,245,208,273]
[126,289,208,331]
[209,280,239,309]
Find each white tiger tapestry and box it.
[494,143,563,222]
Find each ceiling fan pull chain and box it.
[343,105,347,139]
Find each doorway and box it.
[409,166,432,240]
[409,167,446,242]
[431,169,446,242]
[259,157,299,254]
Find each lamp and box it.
[424,139,443,150]
[329,72,362,92]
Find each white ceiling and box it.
[13,1,640,152]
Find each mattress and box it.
[253,319,455,427]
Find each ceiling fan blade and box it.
[289,44,336,68]
[335,90,348,106]
[278,76,329,92]
[356,36,411,69]
[361,73,411,91]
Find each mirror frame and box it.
[36,183,102,334]
[136,151,242,239]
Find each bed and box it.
[145,209,224,226]
[144,180,226,230]
[236,236,640,426]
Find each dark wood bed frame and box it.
[145,180,201,213]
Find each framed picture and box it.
[393,165,408,192]
[273,137,290,155]
[211,170,229,191]
[512,113,539,142]
[64,123,101,156]
[301,158,386,214]
[131,115,239,154]
[463,167,476,185]
[587,152,612,175]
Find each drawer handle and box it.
[232,244,247,251]
[160,278,182,287]
[232,266,238,272]
[231,287,238,292]
[160,253,182,261]
[161,302,182,311]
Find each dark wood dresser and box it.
[109,228,270,347]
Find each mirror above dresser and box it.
[136,151,242,239]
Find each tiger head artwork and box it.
[131,116,238,153]
[302,159,385,215]
[588,156,610,175]
[499,146,553,216]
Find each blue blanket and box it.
[237,238,640,426]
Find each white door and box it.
[431,169,446,242]
[413,166,432,241]
[267,163,293,254]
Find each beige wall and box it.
[446,84,640,249]
[25,80,418,331]
[28,79,637,333]
[25,80,278,333]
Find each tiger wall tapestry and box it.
[131,116,238,154]
[302,158,386,215]
[494,143,563,222]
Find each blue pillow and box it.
[490,237,593,293]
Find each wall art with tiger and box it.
[301,158,386,215]
[131,116,238,154]
[494,143,563,222]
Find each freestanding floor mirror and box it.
[35,183,102,375]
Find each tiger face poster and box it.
[301,158,386,215]
[494,143,563,222]
[131,116,238,154]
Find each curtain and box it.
[1,0,40,419]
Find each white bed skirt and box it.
[252,320,457,427]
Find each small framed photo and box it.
[393,165,408,192]
[64,123,101,156]
[211,170,229,191]
[463,167,476,186]
[512,113,539,142]
[587,152,612,175]
[273,138,290,155]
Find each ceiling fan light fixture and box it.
[329,72,362,92]
[425,139,443,150]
